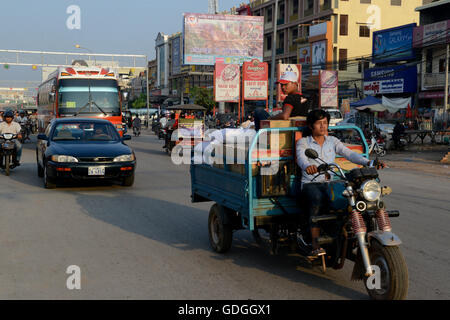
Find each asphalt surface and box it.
[0,132,448,299]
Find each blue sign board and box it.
[364,65,417,94]
[372,23,416,63]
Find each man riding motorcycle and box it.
[0,110,23,166]
[296,109,384,259]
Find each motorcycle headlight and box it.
[361,180,382,202]
[113,154,135,162]
[51,155,78,163]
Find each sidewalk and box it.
[381,144,450,177]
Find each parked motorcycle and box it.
[0,133,19,176]
[367,132,386,157]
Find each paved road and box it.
[0,133,448,299]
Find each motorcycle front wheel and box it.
[364,240,409,300]
[376,147,387,157]
[5,155,10,176]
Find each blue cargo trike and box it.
[190,125,408,300]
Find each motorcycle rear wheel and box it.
[364,240,409,300]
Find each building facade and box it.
[248,0,431,95]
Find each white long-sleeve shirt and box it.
[296,135,369,185]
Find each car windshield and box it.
[58,79,120,116]
[329,111,342,119]
[51,122,120,142]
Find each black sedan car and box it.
[36,118,136,188]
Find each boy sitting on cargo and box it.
[253,71,308,131]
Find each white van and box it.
[324,108,343,126]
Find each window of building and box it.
[266,34,272,51]
[360,0,371,3]
[359,25,370,37]
[304,0,314,16]
[426,49,433,74]
[266,6,273,23]
[291,28,298,45]
[293,0,299,14]
[339,49,347,71]
[278,1,285,22]
[320,0,332,10]
[340,15,348,36]
[391,0,401,5]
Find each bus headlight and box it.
[361,180,382,202]
[51,155,79,163]
[113,154,135,162]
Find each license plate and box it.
[88,166,105,176]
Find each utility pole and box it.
[360,57,366,99]
[269,0,279,112]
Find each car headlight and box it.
[361,180,381,202]
[51,155,78,163]
[113,154,135,162]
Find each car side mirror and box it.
[37,134,48,141]
[305,149,318,159]
[122,134,131,141]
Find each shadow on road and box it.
[75,193,367,299]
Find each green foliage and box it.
[190,86,216,110]
[130,93,147,109]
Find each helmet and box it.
[4,110,14,118]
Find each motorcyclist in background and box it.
[0,110,23,166]
[132,114,142,136]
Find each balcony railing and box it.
[423,73,449,89]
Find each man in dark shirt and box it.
[254,71,308,130]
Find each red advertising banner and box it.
[243,59,268,100]
[214,63,240,102]
[276,64,302,102]
[319,70,338,108]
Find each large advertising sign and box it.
[214,63,240,102]
[298,45,311,65]
[372,23,416,63]
[363,65,417,95]
[243,59,268,100]
[311,40,326,76]
[413,19,450,48]
[320,70,338,108]
[276,64,302,102]
[183,13,264,66]
[172,36,181,75]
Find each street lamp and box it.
[74,44,96,66]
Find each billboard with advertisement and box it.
[276,64,302,102]
[311,40,326,75]
[363,65,417,95]
[372,23,416,63]
[413,19,450,48]
[172,36,182,75]
[320,70,338,108]
[214,63,240,102]
[243,59,268,100]
[183,13,264,66]
[298,45,311,65]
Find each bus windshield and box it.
[58,79,120,116]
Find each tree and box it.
[130,93,147,109]
[190,86,216,111]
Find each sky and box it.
[0,0,244,84]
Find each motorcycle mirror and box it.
[305,149,319,159]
